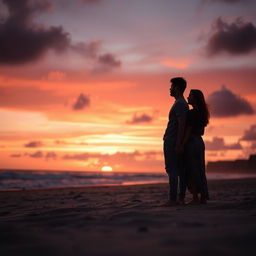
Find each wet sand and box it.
[1,178,256,256]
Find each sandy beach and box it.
[1,178,256,256]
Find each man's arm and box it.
[175,115,186,154]
[182,125,192,148]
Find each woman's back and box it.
[187,109,205,136]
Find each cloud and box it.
[62,152,101,161]
[206,17,256,56]
[0,0,120,70]
[8,150,162,171]
[240,125,256,141]
[72,93,90,110]
[10,153,22,158]
[55,140,88,146]
[24,141,43,148]
[207,86,254,117]
[62,151,161,162]
[126,113,153,124]
[11,151,58,160]
[0,0,70,64]
[62,150,163,171]
[73,44,122,72]
[205,137,242,151]
[71,41,102,59]
[251,142,256,149]
[45,151,57,160]
[98,53,121,68]
[27,151,44,158]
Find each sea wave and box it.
[0,169,255,190]
[0,170,167,190]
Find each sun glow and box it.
[101,166,113,172]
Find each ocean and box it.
[0,169,255,190]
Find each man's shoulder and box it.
[176,97,188,104]
[174,98,188,108]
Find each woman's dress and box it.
[185,109,209,199]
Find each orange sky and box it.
[0,0,256,172]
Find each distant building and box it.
[207,154,256,173]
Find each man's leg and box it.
[168,170,178,201]
[178,155,186,201]
[164,140,178,202]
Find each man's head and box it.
[170,77,187,98]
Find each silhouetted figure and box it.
[183,89,210,204]
[163,77,189,206]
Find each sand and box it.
[1,178,256,256]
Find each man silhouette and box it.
[163,77,188,206]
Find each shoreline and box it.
[1,176,255,192]
[0,181,168,192]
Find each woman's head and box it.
[188,89,205,105]
[188,89,210,127]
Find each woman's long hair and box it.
[190,89,210,127]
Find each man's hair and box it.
[170,77,187,93]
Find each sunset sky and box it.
[0,0,256,172]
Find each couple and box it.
[163,77,209,206]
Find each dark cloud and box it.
[207,86,254,117]
[24,141,43,148]
[0,0,70,64]
[206,17,256,56]
[240,125,256,141]
[98,53,121,68]
[127,113,153,124]
[205,137,242,151]
[72,93,90,110]
[0,0,121,70]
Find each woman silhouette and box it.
[183,89,210,204]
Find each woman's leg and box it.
[200,193,207,204]
[187,186,200,204]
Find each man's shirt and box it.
[163,97,189,141]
